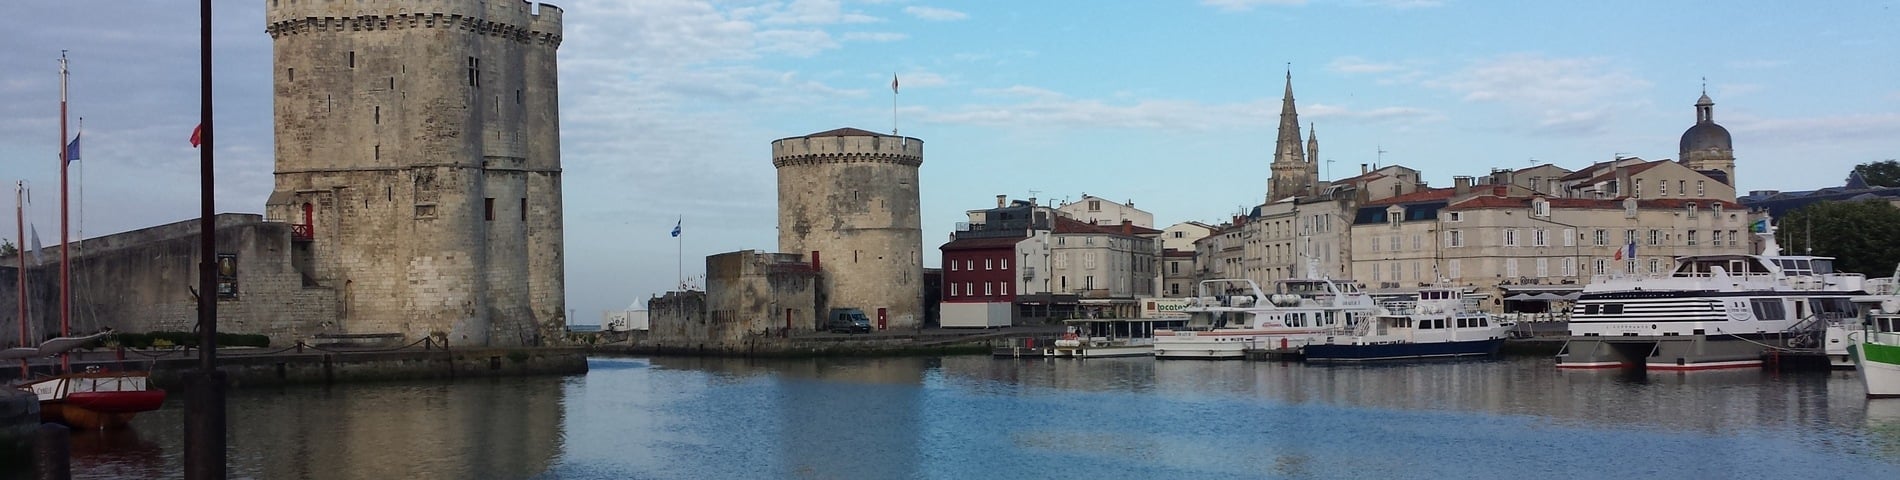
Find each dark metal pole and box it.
[184,0,226,478]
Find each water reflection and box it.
[42,355,1900,479]
[70,377,566,480]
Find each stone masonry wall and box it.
[0,214,338,346]
[773,131,925,331]
[264,0,564,346]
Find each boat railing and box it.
[1866,277,1900,296]
[1379,300,1417,315]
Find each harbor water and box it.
[21,355,1900,479]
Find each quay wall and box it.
[0,348,586,389]
[607,330,989,357]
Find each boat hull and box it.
[1856,342,1900,398]
[20,372,167,429]
[40,401,140,430]
[1304,338,1506,362]
[1556,334,1774,371]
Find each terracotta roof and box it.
[1447,195,1742,211]
[1364,187,1456,206]
[939,235,1027,251]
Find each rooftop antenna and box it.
[1528,157,1538,167]
[1376,145,1387,169]
[1325,157,1335,180]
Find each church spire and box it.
[1268,67,1310,201]
[1306,122,1319,178]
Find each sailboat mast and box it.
[15,182,26,376]
[57,51,71,373]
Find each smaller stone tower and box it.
[773,128,924,331]
[1306,123,1319,186]
[1679,89,1736,186]
[1268,71,1310,201]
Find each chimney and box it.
[1454,176,1472,197]
[1121,219,1133,235]
[996,194,1007,208]
[1361,163,1369,175]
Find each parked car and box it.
[826,308,872,334]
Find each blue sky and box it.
[1,1,1896,323]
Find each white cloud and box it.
[903,6,970,21]
[1200,0,1306,12]
[744,0,883,25]
[1729,112,1900,144]
[755,29,840,57]
[1424,53,1650,135]
[1304,103,1444,124]
[842,31,908,42]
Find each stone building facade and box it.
[262,0,567,346]
[1056,195,1154,229]
[773,128,924,331]
[703,250,818,338]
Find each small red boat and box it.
[21,368,167,430]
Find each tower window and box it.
[520,198,527,221]
[374,144,380,160]
[374,106,380,124]
[287,67,294,82]
[388,77,395,89]
[484,198,495,221]
[349,51,355,69]
[467,57,481,87]
[516,89,522,105]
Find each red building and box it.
[939,235,1024,327]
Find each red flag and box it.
[190,123,203,148]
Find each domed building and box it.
[1679,90,1736,186]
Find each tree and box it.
[1780,199,1900,275]
[0,239,14,257]
[1851,159,1900,188]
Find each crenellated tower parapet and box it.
[265,0,563,48]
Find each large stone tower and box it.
[1268,71,1312,201]
[264,0,566,346]
[1679,89,1736,186]
[773,128,924,331]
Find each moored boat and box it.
[1557,221,1866,371]
[1154,278,1375,359]
[1851,273,1900,397]
[1305,287,1511,362]
[21,367,167,430]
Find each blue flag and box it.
[670,219,681,238]
[64,133,80,164]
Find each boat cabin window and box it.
[1417,318,1445,330]
[1750,298,1787,321]
[1879,317,1898,333]
[1336,283,1362,294]
[1674,257,1770,277]
[1602,304,1624,315]
[1580,304,1599,315]
[1457,317,1469,328]
[1812,298,1857,320]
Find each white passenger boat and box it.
[1557,224,1866,371]
[1306,287,1511,362]
[992,318,1180,358]
[1153,278,1376,359]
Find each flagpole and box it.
[57,51,70,374]
[676,216,683,290]
[15,181,26,378]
